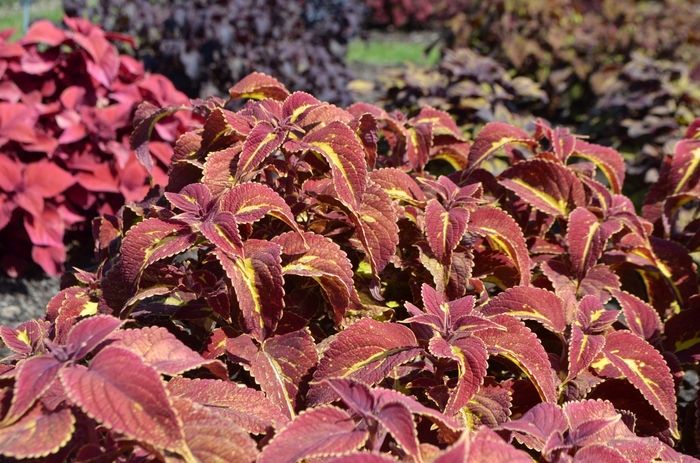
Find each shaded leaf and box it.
[467,122,536,172]
[0,405,74,459]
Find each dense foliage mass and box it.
[0,18,194,277]
[363,0,469,29]
[65,0,364,106]
[0,73,698,461]
[446,0,700,126]
[379,47,547,132]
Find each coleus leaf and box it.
[63,314,124,361]
[111,326,227,378]
[481,286,567,333]
[167,377,286,433]
[228,72,290,101]
[130,102,188,174]
[326,453,399,462]
[2,355,62,426]
[309,318,422,405]
[567,324,605,381]
[430,336,488,416]
[466,427,533,463]
[600,331,678,438]
[425,198,469,263]
[215,240,284,341]
[234,121,285,182]
[120,218,197,289]
[219,182,302,236]
[571,140,625,194]
[273,231,360,325]
[612,290,662,342]
[567,207,607,280]
[170,397,259,463]
[0,319,49,356]
[468,207,531,286]
[285,121,367,211]
[228,329,318,421]
[467,122,537,173]
[368,167,426,206]
[475,315,559,403]
[59,346,186,454]
[668,139,700,195]
[0,405,74,459]
[496,402,567,451]
[500,159,586,217]
[256,406,368,463]
[325,379,420,458]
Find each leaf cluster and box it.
[363,0,470,29]
[0,18,195,276]
[0,73,699,461]
[65,0,364,106]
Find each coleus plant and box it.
[0,72,698,461]
[0,17,195,276]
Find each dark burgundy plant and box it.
[0,73,697,462]
[0,18,196,276]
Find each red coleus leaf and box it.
[466,427,533,463]
[167,377,286,433]
[600,331,678,438]
[273,231,359,324]
[228,72,290,101]
[170,397,259,463]
[0,102,38,145]
[64,314,124,361]
[130,102,188,174]
[567,324,605,381]
[571,140,625,194]
[59,346,186,453]
[567,207,608,280]
[215,240,284,342]
[368,167,426,206]
[327,453,399,462]
[2,355,62,426]
[0,405,74,459]
[0,319,49,356]
[476,315,559,403]
[496,402,567,451]
[468,207,531,286]
[219,182,301,235]
[500,159,586,217]
[430,336,488,416]
[425,198,469,263]
[668,139,700,195]
[309,318,422,405]
[467,122,537,172]
[481,286,567,333]
[612,290,662,342]
[325,379,420,458]
[286,121,367,211]
[228,329,318,421]
[71,28,119,89]
[235,121,285,182]
[111,326,227,378]
[21,19,67,47]
[351,180,400,297]
[257,406,368,463]
[119,218,197,288]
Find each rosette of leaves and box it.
[0,73,697,461]
[582,53,700,203]
[445,0,700,127]
[0,18,195,276]
[380,48,547,134]
[65,0,363,106]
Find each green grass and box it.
[347,39,440,66]
[0,1,64,41]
